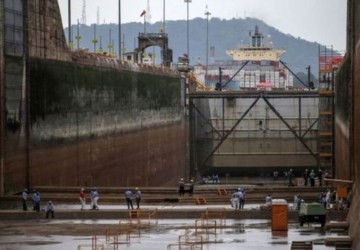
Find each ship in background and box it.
[187,26,321,178]
[193,26,294,91]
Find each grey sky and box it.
[59,0,347,51]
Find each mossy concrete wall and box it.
[3,57,186,191]
[1,0,187,192]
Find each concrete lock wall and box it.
[0,0,187,193]
[335,0,360,248]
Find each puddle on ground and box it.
[0,219,337,250]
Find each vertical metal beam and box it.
[331,81,336,174]
[299,97,302,137]
[222,97,225,137]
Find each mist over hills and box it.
[65,17,326,82]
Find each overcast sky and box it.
[58,0,347,51]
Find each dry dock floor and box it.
[0,180,350,249]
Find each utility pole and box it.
[81,0,87,25]
[68,0,71,45]
[163,0,166,33]
[75,19,81,49]
[96,6,100,25]
[92,24,98,52]
[118,0,122,59]
[184,0,191,60]
[205,6,211,84]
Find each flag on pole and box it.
[140,10,146,17]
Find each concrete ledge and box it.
[0,208,347,221]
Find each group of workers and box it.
[21,188,54,218]
[231,188,246,210]
[79,187,142,210]
[21,186,143,218]
[178,178,194,196]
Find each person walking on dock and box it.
[45,201,55,218]
[318,169,323,186]
[239,188,246,210]
[310,170,316,186]
[79,188,86,210]
[178,178,185,196]
[293,195,301,210]
[232,189,240,210]
[125,188,134,210]
[32,191,41,212]
[135,187,141,209]
[303,169,309,186]
[21,188,28,211]
[325,189,331,209]
[90,188,99,210]
[288,169,294,187]
[265,194,272,206]
[189,180,194,196]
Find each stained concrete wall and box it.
[335,0,360,248]
[0,0,5,195]
[1,0,187,193]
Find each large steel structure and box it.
[188,90,321,177]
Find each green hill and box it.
[65,17,328,79]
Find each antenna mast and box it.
[97,6,100,25]
[81,0,87,25]
[146,0,152,24]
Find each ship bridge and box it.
[226,26,285,62]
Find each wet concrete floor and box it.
[0,218,338,250]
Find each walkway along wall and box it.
[335,0,360,248]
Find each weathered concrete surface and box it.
[0,0,5,196]
[335,0,360,249]
[0,0,186,193]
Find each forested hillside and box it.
[65,17,329,81]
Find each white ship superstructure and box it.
[193,26,293,90]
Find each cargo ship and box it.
[0,0,187,193]
[188,27,318,177]
[193,26,293,90]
